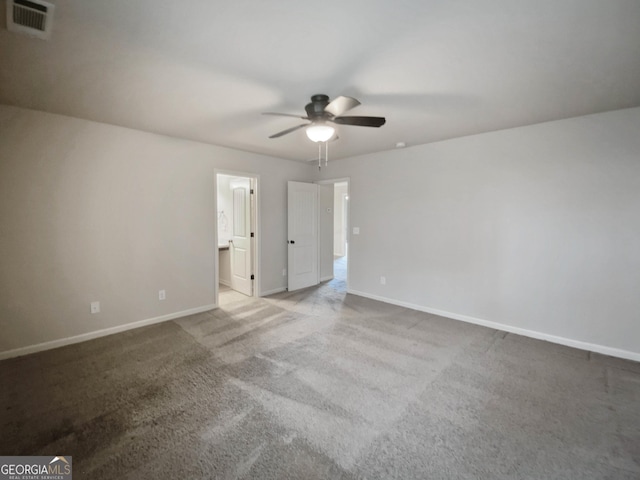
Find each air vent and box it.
[6,0,55,40]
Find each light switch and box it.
[353,227,360,235]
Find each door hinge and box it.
[251,274,255,280]
[251,232,254,238]
[250,189,254,194]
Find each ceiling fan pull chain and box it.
[325,140,329,167]
[318,143,322,170]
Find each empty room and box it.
[1,1,639,479]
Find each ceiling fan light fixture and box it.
[306,124,335,142]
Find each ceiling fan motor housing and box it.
[305,94,331,119]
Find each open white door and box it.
[288,181,319,291]
[230,182,252,296]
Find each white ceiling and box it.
[1,0,639,161]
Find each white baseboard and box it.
[347,289,640,363]
[219,280,231,287]
[0,304,217,361]
[261,287,287,296]
[320,275,333,282]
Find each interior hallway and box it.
[1,275,639,479]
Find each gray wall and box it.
[0,105,314,356]
[2,104,639,360]
[319,107,640,359]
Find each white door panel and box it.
[288,181,319,291]
[231,183,252,296]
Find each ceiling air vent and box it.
[6,0,55,40]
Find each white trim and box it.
[219,279,231,287]
[261,287,287,296]
[347,289,640,363]
[315,177,350,292]
[320,275,333,282]
[0,304,216,361]
[315,177,351,185]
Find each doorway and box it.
[216,172,258,303]
[332,181,349,290]
[286,179,349,294]
[316,178,349,293]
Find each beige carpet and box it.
[1,266,639,479]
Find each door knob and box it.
[288,240,295,244]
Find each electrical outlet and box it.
[90,301,100,314]
[159,290,166,300]
[353,227,360,235]
[380,276,386,285]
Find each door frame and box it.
[316,177,350,291]
[214,169,261,305]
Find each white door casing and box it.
[319,184,334,282]
[287,181,319,291]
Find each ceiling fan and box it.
[263,94,386,142]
